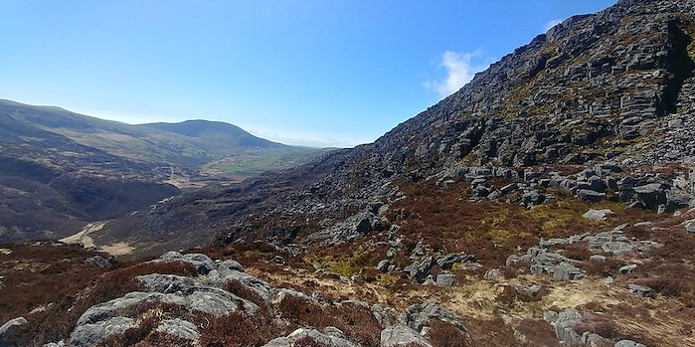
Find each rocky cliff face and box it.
[98,0,695,254]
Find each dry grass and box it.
[0,242,109,324]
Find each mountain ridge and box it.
[0,99,322,242]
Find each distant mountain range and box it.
[0,99,323,242]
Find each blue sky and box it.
[0,1,615,147]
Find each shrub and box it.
[295,336,330,347]
[562,243,592,261]
[428,319,471,347]
[6,259,197,346]
[515,319,561,347]
[278,295,382,347]
[198,312,267,347]
[224,280,271,318]
[96,315,159,347]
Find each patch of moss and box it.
[523,194,626,235]
[304,241,383,278]
[376,274,400,285]
[481,215,514,241]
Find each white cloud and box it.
[424,51,486,97]
[544,19,563,31]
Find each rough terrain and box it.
[2,0,695,346]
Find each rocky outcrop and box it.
[59,252,471,347]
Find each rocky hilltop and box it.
[3,0,695,346]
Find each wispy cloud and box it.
[544,19,563,31]
[244,126,372,148]
[424,51,486,97]
[70,107,186,125]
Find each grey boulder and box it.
[381,324,433,347]
[403,303,469,335]
[263,328,358,347]
[628,284,655,298]
[155,318,200,341]
[159,251,216,274]
[614,340,647,347]
[70,316,137,347]
[552,309,583,345]
[553,263,584,281]
[483,269,502,280]
[435,271,456,287]
[582,209,613,221]
[684,220,695,233]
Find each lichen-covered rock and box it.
[403,303,469,336]
[583,209,614,221]
[628,284,655,298]
[72,287,258,346]
[551,309,583,345]
[435,271,456,287]
[553,263,585,281]
[483,269,502,280]
[136,273,197,294]
[70,316,137,347]
[614,340,647,347]
[263,328,358,347]
[155,318,200,341]
[381,324,433,347]
[204,268,273,306]
[159,251,216,274]
[684,219,695,233]
[0,317,27,344]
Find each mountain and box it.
[0,100,322,242]
[4,1,695,347]
[93,0,695,254]
[140,119,281,149]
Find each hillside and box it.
[2,0,695,346]
[93,0,695,254]
[0,100,321,242]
